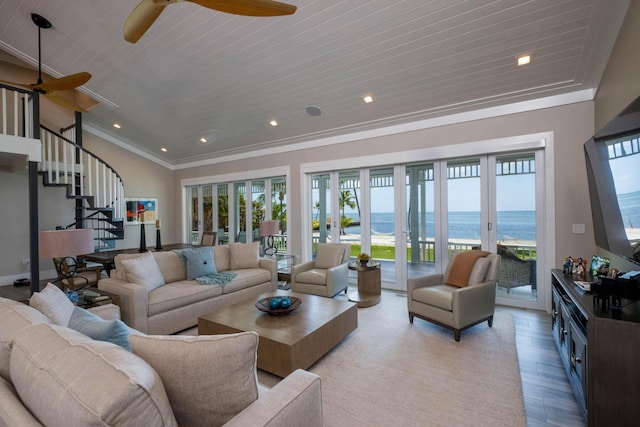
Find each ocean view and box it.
[341,211,537,241]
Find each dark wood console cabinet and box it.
[551,270,640,427]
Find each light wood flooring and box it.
[496,305,586,427]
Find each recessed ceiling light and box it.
[363,95,373,104]
[270,120,278,127]
[517,54,531,66]
[161,147,167,152]
[200,137,207,143]
[113,123,121,129]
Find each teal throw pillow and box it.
[183,246,217,279]
[67,307,132,351]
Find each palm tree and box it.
[339,190,356,234]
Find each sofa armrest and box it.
[87,303,121,321]
[98,278,149,333]
[224,369,322,427]
[452,282,497,328]
[325,262,349,295]
[259,257,278,286]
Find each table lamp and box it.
[260,220,280,256]
[39,229,95,285]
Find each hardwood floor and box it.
[496,305,586,427]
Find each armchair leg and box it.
[454,329,461,342]
[488,315,494,328]
[344,287,348,294]
[408,312,414,323]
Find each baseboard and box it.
[0,269,57,287]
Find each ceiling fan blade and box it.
[32,72,92,92]
[124,0,168,43]
[0,79,32,90]
[44,92,88,113]
[188,0,297,17]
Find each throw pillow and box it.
[120,251,165,292]
[129,332,259,427]
[29,282,76,326]
[67,306,132,351]
[229,242,260,270]
[113,252,146,281]
[467,257,491,285]
[314,244,345,269]
[182,247,217,279]
[10,324,177,427]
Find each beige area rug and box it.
[259,292,526,427]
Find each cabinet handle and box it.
[570,354,582,369]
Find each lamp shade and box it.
[259,220,280,237]
[39,229,94,258]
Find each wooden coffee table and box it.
[198,291,357,377]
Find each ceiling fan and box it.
[0,13,91,113]
[124,0,297,43]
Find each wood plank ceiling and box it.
[0,0,630,165]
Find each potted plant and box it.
[357,253,371,267]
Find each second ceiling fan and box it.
[124,0,298,43]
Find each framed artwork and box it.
[125,198,157,225]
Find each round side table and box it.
[348,262,381,307]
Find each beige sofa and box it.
[0,290,323,427]
[98,243,277,334]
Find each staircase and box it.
[38,125,125,250]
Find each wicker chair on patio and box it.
[496,245,536,293]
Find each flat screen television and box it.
[584,96,640,266]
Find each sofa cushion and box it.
[229,242,260,270]
[147,281,223,316]
[412,284,456,311]
[467,257,491,286]
[113,252,146,280]
[10,324,177,427]
[153,251,187,283]
[67,306,132,351]
[121,251,165,292]
[314,244,345,269]
[0,298,51,382]
[296,269,327,286]
[221,268,271,294]
[29,283,75,326]
[129,332,259,427]
[214,245,231,272]
[183,246,218,279]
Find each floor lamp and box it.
[39,229,95,289]
[260,220,280,256]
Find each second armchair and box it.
[291,243,351,298]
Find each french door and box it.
[306,150,544,308]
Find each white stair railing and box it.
[0,84,32,138]
[40,126,125,249]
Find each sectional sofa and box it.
[0,285,323,426]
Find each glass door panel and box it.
[311,174,331,256]
[371,168,396,283]
[339,171,359,259]
[234,183,246,243]
[406,164,436,279]
[495,154,538,301]
[189,186,199,244]
[251,181,265,242]
[272,178,287,252]
[218,184,228,245]
[447,160,482,257]
[202,185,213,233]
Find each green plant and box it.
[357,252,370,261]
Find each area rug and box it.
[258,292,526,427]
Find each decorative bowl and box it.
[255,296,302,316]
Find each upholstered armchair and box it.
[407,251,500,341]
[291,243,351,298]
